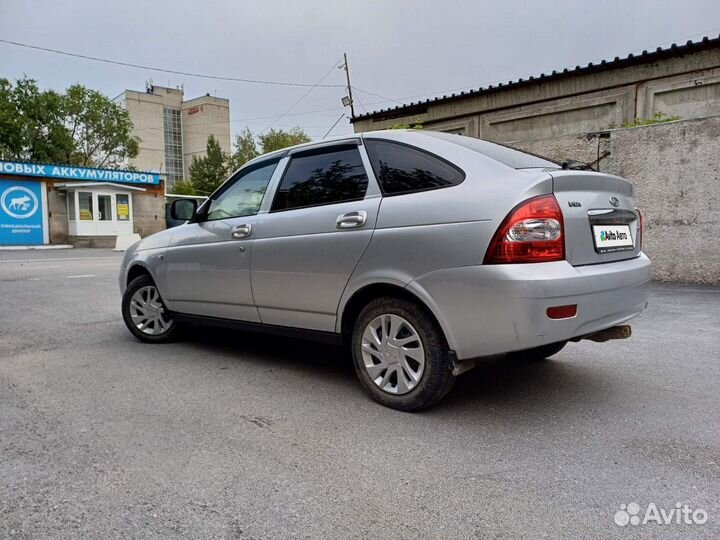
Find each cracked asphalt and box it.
[1,248,719,539]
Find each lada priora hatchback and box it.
[120,130,651,410]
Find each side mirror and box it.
[170,198,198,221]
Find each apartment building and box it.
[118,85,231,188]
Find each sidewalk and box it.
[0,244,73,251]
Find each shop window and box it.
[98,195,112,221]
[116,194,130,221]
[67,194,76,220]
[78,192,93,220]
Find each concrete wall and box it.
[512,116,720,284]
[353,45,720,143]
[132,190,165,238]
[181,95,231,180]
[46,187,69,244]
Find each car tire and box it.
[121,275,181,343]
[507,341,567,361]
[351,297,456,411]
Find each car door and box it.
[162,158,281,321]
[251,140,381,332]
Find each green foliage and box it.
[389,122,424,130]
[226,126,310,171]
[0,77,73,163]
[188,135,228,194]
[188,127,311,195]
[169,180,198,195]
[62,84,139,167]
[0,77,139,168]
[227,128,259,172]
[258,127,311,154]
[608,112,682,129]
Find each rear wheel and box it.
[351,297,455,411]
[122,275,180,343]
[507,341,567,361]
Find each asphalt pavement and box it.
[1,248,719,539]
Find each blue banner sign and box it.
[0,160,162,185]
[0,179,46,245]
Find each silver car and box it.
[120,130,651,410]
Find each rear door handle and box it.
[231,224,252,239]
[336,211,367,229]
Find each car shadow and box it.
[175,326,607,417]
[179,325,353,374]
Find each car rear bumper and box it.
[407,253,652,360]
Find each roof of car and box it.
[239,130,420,168]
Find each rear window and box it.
[365,139,465,195]
[423,131,559,169]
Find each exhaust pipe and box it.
[571,325,632,343]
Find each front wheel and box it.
[351,297,456,411]
[121,275,180,343]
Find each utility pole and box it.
[343,52,355,119]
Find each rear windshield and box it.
[421,131,559,169]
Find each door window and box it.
[78,192,93,220]
[98,194,112,221]
[116,194,130,221]
[206,159,279,221]
[67,193,76,220]
[271,145,368,212]
[364,139,465,195]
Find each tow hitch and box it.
[571,325,632,343]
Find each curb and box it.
[0,244,74,251]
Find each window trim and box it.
[269,144,370,213]
[197,157,281,222]
[363,138,466,197]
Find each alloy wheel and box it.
[360,313,425,395]
[129,285,174,336]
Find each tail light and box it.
[484,194,565,264]
[636,207,643,250]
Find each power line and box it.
[0,38,346,89]
[352,86,404,105]
[322,113,347,139]
[259,60,343,134]
[349,30,720,114]
[234,106,344,122]
[353,92,368,114]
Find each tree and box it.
[226,128,259,172]
[61,84,139,168]
[226,126,311,171]
[188,135,228,194]
[0,77,139,168]
[0,77,74,163]
[258,127,310,154]
[169,180,197,195]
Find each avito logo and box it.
[599,230,627,242]
[1,186,39,219]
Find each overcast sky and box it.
[3,0,719,141]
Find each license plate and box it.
[592,224,634,253]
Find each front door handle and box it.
[231,224,252,239]
[336,211,367,229]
